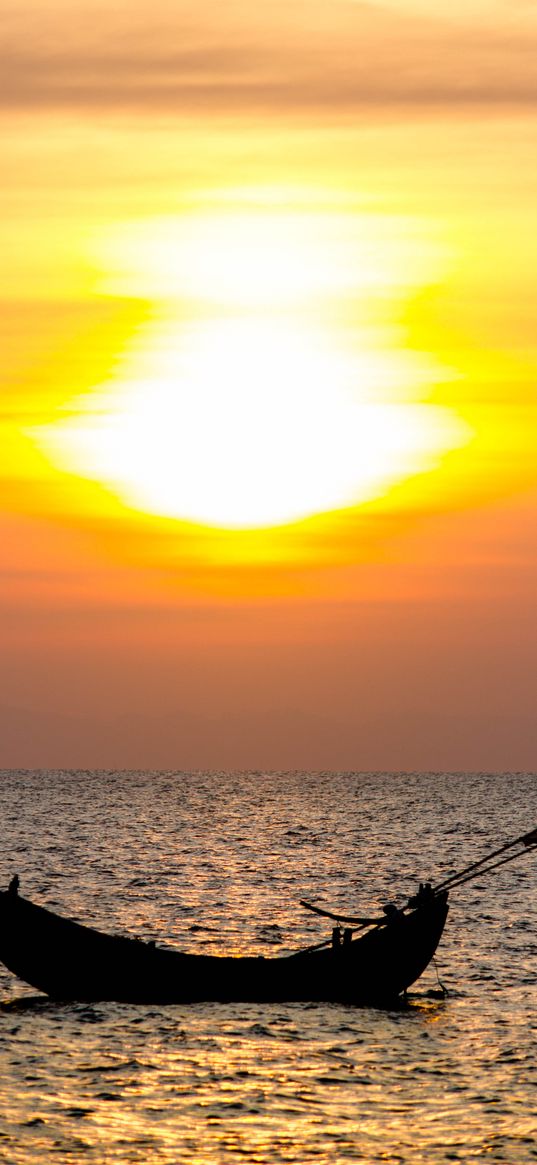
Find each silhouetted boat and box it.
[2,828,534,1004]
[0,886,448,1004]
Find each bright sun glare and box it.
[34,208,468,530]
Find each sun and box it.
[95,208,437,308]
[31,208,468,530]
[34,316,465,530]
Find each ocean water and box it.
[0,770,535,1164]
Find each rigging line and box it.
[287,936,334,957]
[289,918,385,958]
[434,826,537,892]
[437,841,537,892]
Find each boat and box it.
[0,885,448,1005]
[1,827,534,1004]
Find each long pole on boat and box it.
[436,843,537,892]
[433,825,537,893]
[299,900,380,926]
[299,826,537,926]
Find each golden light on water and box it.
[32,208,469,532]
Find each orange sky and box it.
[1,0,537,768]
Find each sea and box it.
[0,770,535,1164]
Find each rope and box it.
[432,956,448,997]
[435,826,537,892]
[434,841,537,893]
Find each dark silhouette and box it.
[1,827,532,1005]
[0,881,448,1004]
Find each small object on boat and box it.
[7,874,19,897]
[382,903,404,924]
[407,883,434,909]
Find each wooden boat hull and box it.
[0,891,448,1005]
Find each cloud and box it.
[3,0,537,113]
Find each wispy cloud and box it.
[3,0,537,113]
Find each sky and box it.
[1,0,537,769]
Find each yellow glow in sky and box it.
[3,0,537,770]
[32,211,467,530]
[35,316,466,529]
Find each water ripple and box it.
[0,770,536,1163]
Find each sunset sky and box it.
[2,0,536,769]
